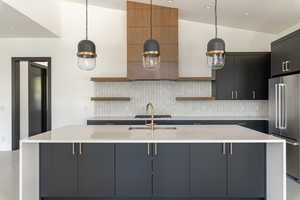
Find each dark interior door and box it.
[228,143,266,198]
[115,144,153,197]
[28,63,47,136]
[190,144,227,197]
[153,144,190,197]
[78,144,115,197]
[40,143,78,197]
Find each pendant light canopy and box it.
[206,0,226,70]
[77,0,97,71]
[143,0,160,71]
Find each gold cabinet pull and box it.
[222,143,226,155]
[229,143,233,155]
[72,143,75,155]
[79,143,83,155]
[147,143,150,156]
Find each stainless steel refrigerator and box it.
[269,74,300,180]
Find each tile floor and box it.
[0,151,300,200]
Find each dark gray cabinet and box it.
[153,144,190,197]
[191,144,227,197]
[228,143,266,198]
[115,144,152,197]
[40,144,78,197]
[191,143,266,198]
[41,143,266,199]
[40,143,115,198]
[77,144,114,197]
[213,52,270,100]
[116,143,190,197]
[272,30,300,77]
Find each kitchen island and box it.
[20,125,286,200]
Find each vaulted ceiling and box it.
[82,0,300,34]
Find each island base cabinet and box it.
[77,143,115,197]
[228,143,266,198]
[191,143,266,199]
[115,144,153,197]
[190,144,227,197]
[40,143,115,198]
[40,144,78,197]
[153,144,190,197]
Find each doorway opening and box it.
[12,57,51,150]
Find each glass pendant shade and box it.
[143,39,160,71]
[206,38,226,70]
[77,39,97,71]
[78,57,96,71]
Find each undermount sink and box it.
[135,115,172,119]
[129,126,177,130]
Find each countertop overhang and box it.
[21,125,284,144]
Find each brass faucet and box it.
[146,103,155,130]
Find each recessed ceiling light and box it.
[244,12,249,16]
[205,5,211,9]
[167,0,174,3]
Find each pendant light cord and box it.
[86,0,88,40]
[150,0,153,39]
[215,0,218,38]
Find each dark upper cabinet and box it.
[40,143,115,198]
[190,144,227,197]
[213,52,271,100]
[272,31,300,77]
[115,144,153,197]
[78,144,114,197]
[40,143,78,197]
[153,144,190,197]
[228,143,266,198]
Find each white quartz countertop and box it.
[21,125,283,144]
[87,116,269,121]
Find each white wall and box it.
[2,0,61,36]
[0,1,275,151]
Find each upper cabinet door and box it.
[40,143,78,197]
[271,43,286,77]
[77,144,115,197]
[214,55,237,100]
[214,52,270,100]
[272,31,300,77]
[234,55,252,100]
[115,144,153,197]
[228,143,266,198]
[153,144,190,197]
[190,144,227,197]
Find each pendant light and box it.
[77,0,97,71]
[143,0,160,71]
[206,0,226,70]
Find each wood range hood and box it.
[127,1,179,80]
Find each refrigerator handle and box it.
[283,84,287,129]
[278,84,282,129]
[275,84,278,129]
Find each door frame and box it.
[11,57,52,150]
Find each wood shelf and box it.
[91,97,131,101]
[177,77,216,81]
[91,77,215,82]
[176,97,216,101]
[91,77,130,82]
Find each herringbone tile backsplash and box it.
[94,81,268,117]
